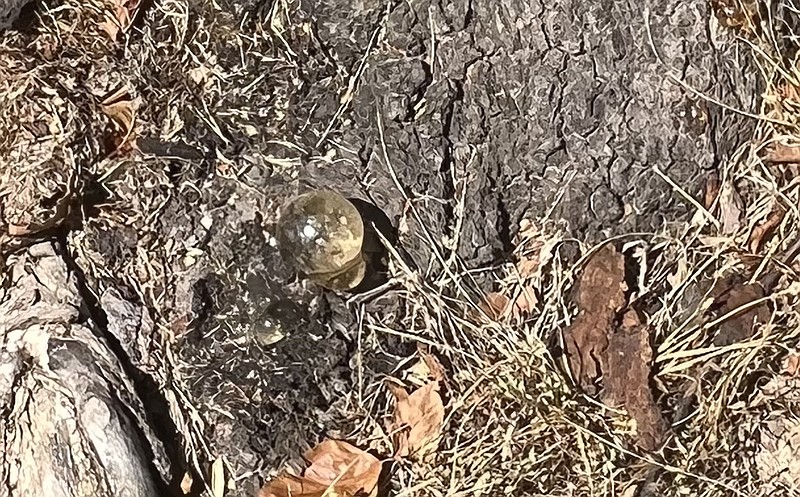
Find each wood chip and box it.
[563,244,627,389]
[602,310,668,451]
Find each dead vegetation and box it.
[2,0,800,496]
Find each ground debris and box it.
[101,0,142,40]
[100,85,140,154]
[601,310,668,451]
[386,380,445,460]
[563,244,627,388]
[748,206,786,254]
[716,180,743,235]
[259,440,382,497]
[480,289,537,321]
[563,244,667,450]
[709,275,769,346]
[763,142,800,163]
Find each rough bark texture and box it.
[0,242,165,497]
[0,0,770,495]
[296,0,758,267]
[0,0,29,30]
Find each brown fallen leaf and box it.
[563,244,627,389]
[783,351,800,376]
[387,380,445,460]
[602,310,668,451]
[748,207,786,254]
[259,440,382,497]
[703,173,720,210]
[717,180,743,235]
[101,86,141,154]
[101,0,143,40]
[416,344,446,383]
[709,275,769,346]
[480,287,538,322]
[763,142,800,163]
[481,291,512,320]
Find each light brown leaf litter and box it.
[406,345,446,387]
[709,276,769,346]
[101,0,143,40]
[386,380,445,460]
[259,440,382,497]
[748,206,785,254]
[783,351,800,376]
[100,85,140,154]
[601,310,668,451]
[562,244,667,450]
[479,220,558,322]
[562,244,627,388]
[716,180,743,236]
[763,142,800,163]
[480,288,537,321]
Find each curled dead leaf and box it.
[716,180,742,235]
[259,440,382,497]
[763,142,800,163]
[101,0,143,40]
[387,380,445,460]
[480,287,538,322]
[748,207,786,254]
[100,86,141,154]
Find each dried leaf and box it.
[416,345,446,383]
[703,173,720,210]
[602,310,668,451]
[717,180,742,235]
[563,244,627,388]
[480,287,538,322]
[180,472,193,494]
[387,380,445,460]
[748,207,786,254]
[510,286,538,314]
[764,143,800,163]
[101,86,141,153]
[259,440,381,497]
[480,292,510,320]
[710,276,769,346]
[101,0,143,40]
[783,351,800,376]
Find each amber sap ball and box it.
[276,190,366,290]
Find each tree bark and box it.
[0,242,163,497]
